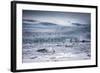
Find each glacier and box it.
[22,19,91,63]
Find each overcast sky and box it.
[23,10,91,26]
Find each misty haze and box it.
[22,10,91,63]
